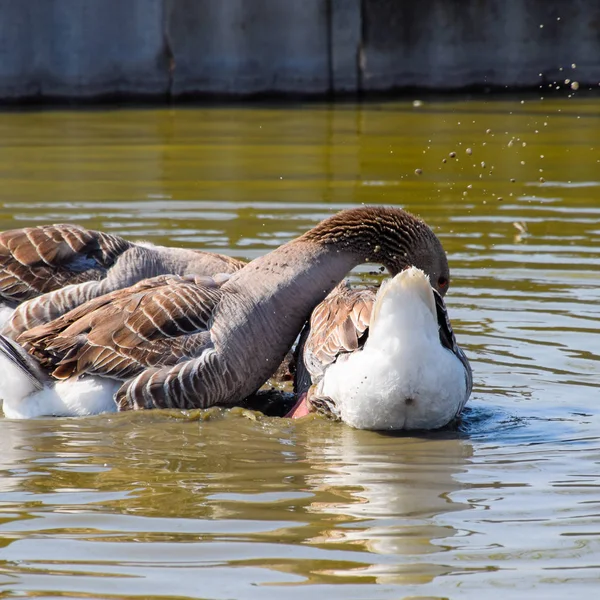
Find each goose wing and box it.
[0,224,131,304]
[116,282,376,413]
[19,274,222,382]
[295,282,376,393]
[3,235,244,338]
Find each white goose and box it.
[0,223,244,337]
[288,267,472,430]
[0,206,451,420]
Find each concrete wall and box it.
[361,0,600,90]
[1,0,599,101]
[0,0,170,99]
[166,0,330,96]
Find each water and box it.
[0,98,599,599]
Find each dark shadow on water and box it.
[2,88,600,114]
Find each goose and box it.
[0,206,450,419]
[0,223,244,337]
[288,267,472,430]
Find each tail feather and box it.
[371,266,436,328]
[0,334,49,400]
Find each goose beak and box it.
[285,392,311,418]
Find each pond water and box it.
[0,97,598,599]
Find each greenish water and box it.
[0,99,599,599]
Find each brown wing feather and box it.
[297,282,376,389]
[0,224,131,303]
[18,275,221,381]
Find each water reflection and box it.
[0,413,476,592]
[300,425,473,584]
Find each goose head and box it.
[302,206,450,296]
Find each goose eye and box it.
[438,276,449,288]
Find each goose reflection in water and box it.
[299,425,473,584]
[0,409,476,589]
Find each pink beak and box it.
[284,392,311,419]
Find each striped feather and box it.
[19,275,222,382]
[0,224,244,338]
[295,281,375,392]
[0,224,131,304]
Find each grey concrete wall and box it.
[0,0,599,101]
[166,0,330,95]
[0,0,170,99]
[361,0,600,90]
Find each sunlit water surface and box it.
[0,98,598,599]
